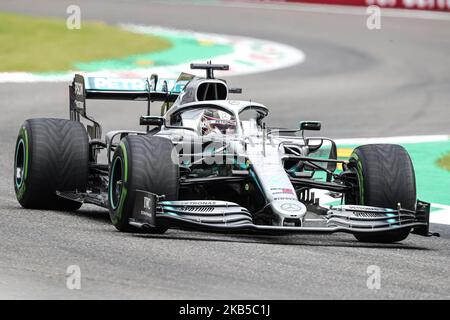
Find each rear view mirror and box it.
[300,121,321,131]
[140,116,165,127]
[228,88,242,94]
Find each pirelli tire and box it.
[348,144,417,243]
[108,135,179,233]
[13,118,89,211]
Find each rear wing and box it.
[69,74,188,117]
[69,74,190,139]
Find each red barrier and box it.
[270,0,450,11]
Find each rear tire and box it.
[108,135,179,232]
[348,144,416,243]
[13,118,89,210]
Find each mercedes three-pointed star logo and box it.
[280,203,301,211]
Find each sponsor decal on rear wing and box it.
[85,76,188,94]
[69,73,189,107]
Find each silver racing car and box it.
[13,63,435,243]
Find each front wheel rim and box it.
[14,139,26,189]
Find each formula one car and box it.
[13,63,434,243]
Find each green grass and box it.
[0,12,171,72]
[437,152,450,171]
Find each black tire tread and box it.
[350,144,416,243]
[109,135,179,232]
[15,118,89,210]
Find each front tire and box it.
[348,144,416,243]
[13,118,89,210]
[108,135,179,232]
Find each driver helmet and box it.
[201,109,236,135]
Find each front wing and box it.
[129,190,433,237]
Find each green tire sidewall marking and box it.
[109,156,122,211]
[110,142,128,224]
[350,152,365,205]
[15,126,29,200]
[22,126,29,180]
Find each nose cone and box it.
[271,199,307,226]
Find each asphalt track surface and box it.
[0,0,449,299]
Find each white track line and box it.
[429,204,450,225]
[0,25,305,83]
[120,24,305,78]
